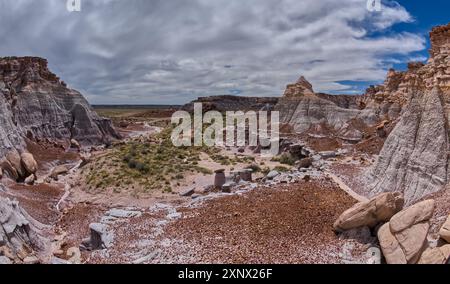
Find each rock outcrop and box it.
[366,23,450,204]
[0,57,120,158]
[283,76,315,97]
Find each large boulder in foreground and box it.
[418,245,450,264]
[377,223,407,264]
[378,200,434,264]
[389,199,435,233]
[333,192,404,232]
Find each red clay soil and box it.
[57,203,107,249]
[26,140,79,172]
[160,179,356,264]
[303,135,342,152]
[2,182,63,224]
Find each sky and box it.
[0,0,449,104]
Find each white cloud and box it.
[0,0,426,104]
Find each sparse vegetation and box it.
[272,153,297,166]
[274,166,290,173]
[82,125,254,196]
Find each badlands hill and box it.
[0,56,119,158]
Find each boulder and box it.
[24,174,35,185]
[222,182,236,193]
[0,255,12,264]
[365,247,382,264]
[105,208,142,219]
[191,194,201,199]
[50,165,69,180]
[389,200,435,233]
[378,223,407,264]
[67,247,81,264]
[238,169,252,182]
[266,170,280,180]
[179,188,195,197]
[70,139,81,149]
[296,157,313,169]
[378,200,435,264]
[84,223,113,251]
[439,215,450,243]
[418,245,450,264]
[20,153,38,175]
[395,222,429,263]
[6,150,25,178]
[333,192,404,232]
[23,255,40,264]
[319,151,336,159]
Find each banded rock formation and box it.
[366,23,450,204]
[0,57,119,158]
[275,76,388,143]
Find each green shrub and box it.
[246,164,261,173]
[274,166,290,172]
[136,162,150,173]
[128,159,137,169]
[278,153,297,166]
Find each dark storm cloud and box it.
[0,0,425,104]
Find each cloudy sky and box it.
[0,0,448,104]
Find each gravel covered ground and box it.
[91,178,359,264]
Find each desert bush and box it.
[128,159,137,169]
[123,154,132,163]
[136,162,150,173]
[246,164,261,173]
[274,153,297,166]
[274,166,290,172]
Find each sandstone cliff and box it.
[0,57,119,158]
